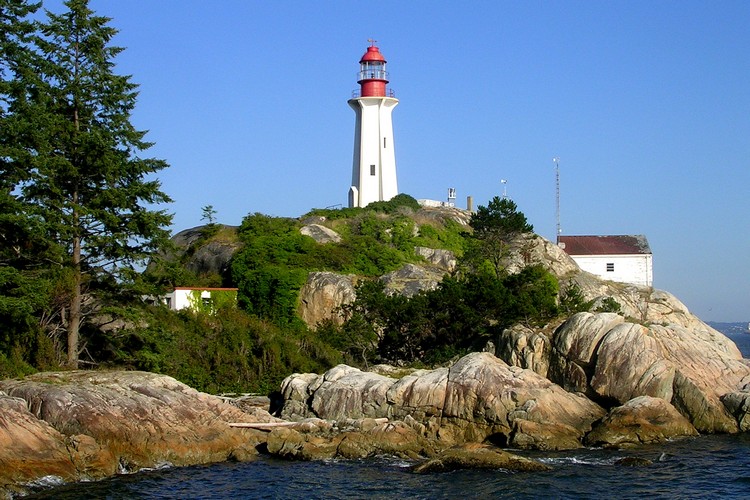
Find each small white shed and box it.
[558,235,653,287]
[162,287,238,312]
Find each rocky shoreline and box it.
[0,369,552,497]
[4,309,750,497]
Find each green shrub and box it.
[595,296,622,314]
[107,306,342,394]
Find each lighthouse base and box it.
[348,186,359,208]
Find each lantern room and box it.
[357,43,389,97]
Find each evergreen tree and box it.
[0,0,61,372]
[5,0,172,368]
[465,197,533,278]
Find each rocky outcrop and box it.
[414,247,457,272]
[412,206,472,228]
[264,418,436,461]
[0,371,267,495]
[549,312,750,433]
[0,391,78,493]
[379,263,446,297]
[300,224,342,244]
[298,260,450,327]
[187,240,241,277]
[721,384,750,432]
[497,323,553,378]
[504,233,580,278]
[298,272,356,328]
[280,352,606,450]
[280,315,750,449]
[164,225,241,278]
[584,396,698,448]
[262,419,551,472]
[411,443,551,473]
[548,312,625,393]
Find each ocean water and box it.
[23,325,750,500]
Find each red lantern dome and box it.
[357,43,389,97]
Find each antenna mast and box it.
[553,157,561,242]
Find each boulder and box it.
[336,420,435,460]
[414,246,457,271]
[620,323,746,432]
[300,224,342,244]
[0,371,265,483]
[590,323,676,403]
[265,426,341,461]
[298,272,356,328]
[167,225,241,277]
[280,365,395,421]
[721,389,750,431]
[379,263,446,297]
[186,239,242,277]
[439,353,605,449]
[547,312,750,433]
[504,234,581,279]
[0,392,78,493]
[279,352,606,450]
[496,323,551,378]
[584,396,698,448]
[549,312,625,393]
[411,443,551,473]
[412,206,472,228]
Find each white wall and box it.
[571,254,653,287]
[163,289,211,311]
[348,96,398,207]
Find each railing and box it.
[357,69,388,81]
[351,88,396,98]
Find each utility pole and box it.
[553,157,561,243]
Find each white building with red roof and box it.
[558,235,653,287]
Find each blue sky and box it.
[41,1,748,322]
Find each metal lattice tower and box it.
[553,157,561,242]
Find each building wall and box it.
[163,289,209,311]
[163,288,237,312]
[348,96,398,207]
[571,254,653,287]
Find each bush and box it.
[107,305,342,394]
[338,264,561,365]
[595,296,622,314]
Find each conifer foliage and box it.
[0,0,172,368]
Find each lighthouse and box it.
[348,41,399,208]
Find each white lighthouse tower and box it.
[348,41,399,208]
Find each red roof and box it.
[360,45,386,63]
[558,235,651,256]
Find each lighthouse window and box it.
[606,263,615,272]
[370,165,376,176]
[383,137,387,148]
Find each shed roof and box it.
[558,235,651,256]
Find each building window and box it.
[606,263,614,272]
[370,164,376,176]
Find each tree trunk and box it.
[68,45,81,370]
[68,233,81,369]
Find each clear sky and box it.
[40,1,749,322]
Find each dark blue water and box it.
[23,325,750,500]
